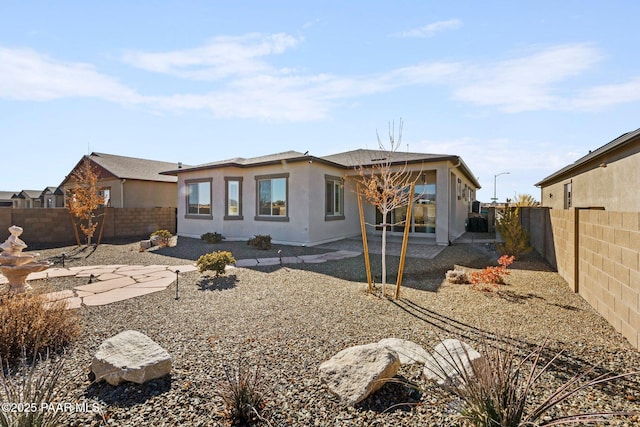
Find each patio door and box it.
[376,183,436,234]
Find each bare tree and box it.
[66,158,105,246]
[355,120,422,297]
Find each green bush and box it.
[201,232,224,244]
[495,208,532,257]
[196,251,236,276]
[247,235,271,250]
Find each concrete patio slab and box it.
[45,289,75,301]
[75,276,136,293]
[97,273,126,281]
[47,268,76,278]
[168,265,197,273]
[59,297,82,309]
[126,277,175,289]
[82,286,161,306]
[75,290,94,298]
[77,268,117,277]
[27,271,49,280]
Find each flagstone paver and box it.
[6,249,362,309]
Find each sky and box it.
[1,1,639,203]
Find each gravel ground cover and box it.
[12,237,640,426]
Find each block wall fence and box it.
[0,207,177,245]
[520,207,640,349]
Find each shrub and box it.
[150,229,172,247]
[196,251,236,276]
[219,357,265,424]
[425,338,639,427]
[446,269,470,284]
[247,234,271,250]
[201,232,224,244]
[470,255,514,291]
[495,208,532,257]
[0,352,69,427]
[0,293,80,365]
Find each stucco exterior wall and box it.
[540,147,640,212]
[63,178,177,208]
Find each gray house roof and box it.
[13,190,42,199]
[62,152,184,186]
[163,149,481,188]
[536,127,640,187]
[0,191,17,200]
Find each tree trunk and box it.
[381,223,387,297]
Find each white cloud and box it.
[570,77,640,110]
[0,46,142,103]
[121,33,301,81]
[451,44,603,112]
[395,19,463,38]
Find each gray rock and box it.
[422,338,483,386]
[378,338,430,365]
[318,343,400,406]
[140,240,152,250]
[91,330,172,386]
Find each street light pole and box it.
[492,172,510,204]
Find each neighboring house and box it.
[0,192,16,207]
[536,127,640,211]
[41,186,65,208]
[163,149,480,246]
[12,190,43,208]
[60,152,183,208]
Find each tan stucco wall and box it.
[540,147,640,212]
[63,179,177,208]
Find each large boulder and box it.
[378,338,430,365]
[91,330,172,386]
[422,338,483,386]
[318,343,400,406]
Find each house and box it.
[0,192,16,208]
[60,152,183,208]
[536,127,640,211]
[12,190,43,208]
[528,127,640,349]
[163,149,480,246]
[41,186,65,208]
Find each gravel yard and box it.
[16,237,640,426]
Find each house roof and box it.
[13,190,42,199]
[42,186,62,195]
[61,152,184,186]
[536,127,640,187]
[0,191,17,200]
[163,148,481,188]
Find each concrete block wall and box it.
[578,210,640,348]
[520,207,640,349]
[549,209,575,291]
[0,207,176,244]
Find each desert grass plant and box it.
[446,269,470,284]
[0,293,80,366]
[219,357,268,425]
[196,251,236,276]
[0,352,67,427]
[424,337,639,427]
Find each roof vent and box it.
[178,162,183,169]
[371,157,387,162]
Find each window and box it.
[255,174,288,221]
[224,177,243,220]
[186,179,212,217]
[564,182,572,209]
[325,175,344,220]
[99,188,111,207]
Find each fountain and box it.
[0,225,51,293]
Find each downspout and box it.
[120,179,126,208]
